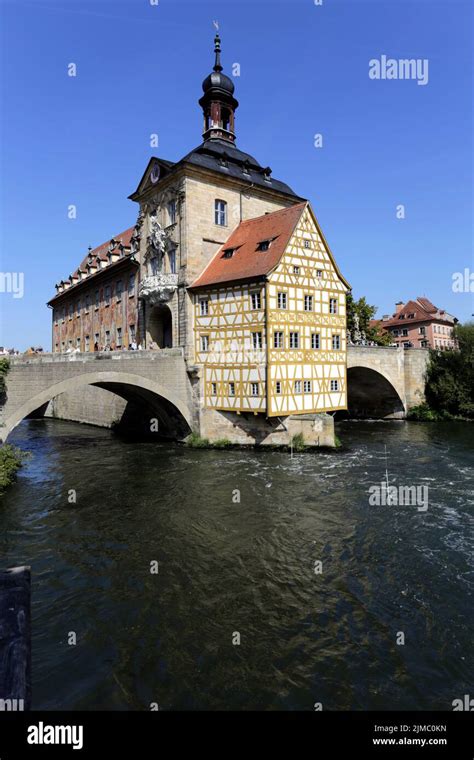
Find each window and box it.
[257,239,271,251]
[294,380,302,394]
[211,382,217,396]
[94,333,99,347]
[330,380,339,392]
[408,313,415,319]
[85,294,90,313]
[68,339,73,349]
[304,380,312,393]
[277,292,287,309]
[229,382,235,396]
[200,335,209,352]
[200,299,209,316]
[76,337,81,349]
[311,333,320,349]
[304,240,311,249]
[419,326,426,335]
[61,341,65,351]
[251,382,259,396]
[222,248,235,259]
[332,334,341,350]
[304,295,313,311]
[402,328,408,337]
[289,332,300,349]
[105,330,111,347]
[293,265,300,274]
[85,335,90,352]
[275,381,282,394]
[251,291,261,310]
[392,329,399,337]
[316,270,323,279]
[62,307,66,323]
[274,331,284,349]
[150,256,160,276]
[167,200,176,225]
[55,342,59,351]
[215,199,227,226]
[128,273,136,296]
[129,324,136,342]
[95,290,100,308]
[116,281,123,301]
[168,248,176,274]
[104,285,111,306]
[329,298,338,315]
[75,301,81,316]
[117,327,122,348]
[69,303,73,319]
[252,332,262,350]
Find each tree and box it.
[346,293,392,346]
[425,322,474,418]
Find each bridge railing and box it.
[8,348,185,365]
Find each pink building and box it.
[373,297,457,349]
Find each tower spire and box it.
[199,32,239,144]
[213,33,223,73]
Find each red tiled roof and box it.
[74,226,134,276]
[382,298,454,328]
[190,203,307,288]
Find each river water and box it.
[1,418,472,710]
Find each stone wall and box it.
[199,407,335,447]
[45,385,127,428]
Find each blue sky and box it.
[0,0,472,349]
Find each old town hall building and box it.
[48,35,350,437]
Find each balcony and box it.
[138,273,178,305]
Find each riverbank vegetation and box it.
[409,323,474,420]
[0,358,9,402]
[0,445,24,495]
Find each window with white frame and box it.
[200,298,209,316]
[332,334,341,350]
[251,382,259,396]
[251,291,261,310]
[293,265,300,274]
[329,297,338,314]
[252,332,262,349]
[117,327,122,348]
[277,292,287,309]
[294,380,302,394]
[330,379,339,391]
[304,295,313,311]
[311,332,320,349]
[215,199,227,226]
[289,332,299,349]
[304,380,312,393]
[316,270,323,279]
[200,335,209,352]
[274,331,284,349]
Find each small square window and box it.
[229,382,235,397]
[275,381,282,394]
[251,382,259,396]
[304,240,311,249]
[330,380,339,392]
[316,270,323,279]
[293,265,300,274]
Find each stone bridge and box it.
[0,346,429,442]
[0,349,196,443]
[346,346,429,418]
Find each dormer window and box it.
[257,239,271,252]
[222,248,235,259]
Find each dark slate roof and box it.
[179,139,299,197]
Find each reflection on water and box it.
[0,418,472,710]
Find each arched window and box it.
[215,199,227,226]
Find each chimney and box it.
[395,301,404,313]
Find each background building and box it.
[371,297,457,349]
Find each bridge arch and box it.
[1,370,193,442]
[345,365,405,419]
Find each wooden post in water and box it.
[0,566,31,710]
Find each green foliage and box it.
[424,323,474,419]
[346,294,391,346]
[290,432,306,452]
[334,434,342,448]
[407,403,439,421]
[185,432,210,448]
[0,358,9,400]
[185,434,232,449]
[0,445,24,494]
